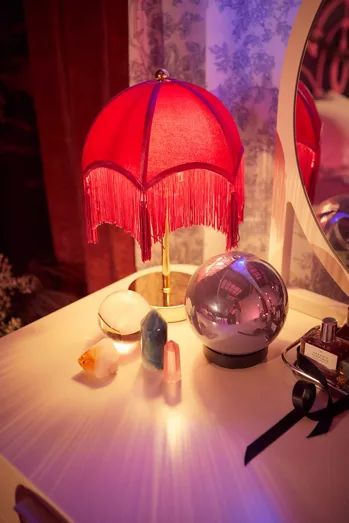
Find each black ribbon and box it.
[244,347,349,466]
[297,351,333,437]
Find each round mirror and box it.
[296,0,349,269]
[271,0,349,318]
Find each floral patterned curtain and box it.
[129,0,301,267]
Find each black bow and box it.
[244,348,348,465]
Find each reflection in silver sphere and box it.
[316,195,349,260]
[185,252,288,356]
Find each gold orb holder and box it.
[97,315,141,341]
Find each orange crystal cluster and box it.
[78,339,119,379]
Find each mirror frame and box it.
[269,0,349,320]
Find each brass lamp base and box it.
[129,271,191,322]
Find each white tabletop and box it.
[0,265,348,523]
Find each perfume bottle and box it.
[336,306,349,342]
[336,307,349,390]
[300,317,349,379]
[337,358,349,390]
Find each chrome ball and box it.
[185,252,288,356]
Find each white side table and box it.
[1,266,348,523]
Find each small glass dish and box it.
[282,340,348,396]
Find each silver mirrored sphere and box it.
[185,252,288,356]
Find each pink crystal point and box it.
[164,340,181,383]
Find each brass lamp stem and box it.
[130,200,191,321]
[162,211,171,306]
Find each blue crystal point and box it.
[141,310,167,369]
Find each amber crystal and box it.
[78,339,119,378]
[79,348,97,372]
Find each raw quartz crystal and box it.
[141,310,167,369]
[164,340,181,383]
[78,338,119,379]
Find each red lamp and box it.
[82,70,244,321]
[296,81,322,202]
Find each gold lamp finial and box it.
[155,68,170,81]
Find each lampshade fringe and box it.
[226,192,240,250]
[84,165,244,262]
[139,199,152,261]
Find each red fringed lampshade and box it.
[82,73,244,262]
[296,81,322,201]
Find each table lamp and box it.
[82,69,244,321]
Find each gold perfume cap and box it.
[320,317,337,343]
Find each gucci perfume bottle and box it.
[336,307,349,390]
[337,358,349,391]
[300,317,349,380]
[336,306,349,342]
